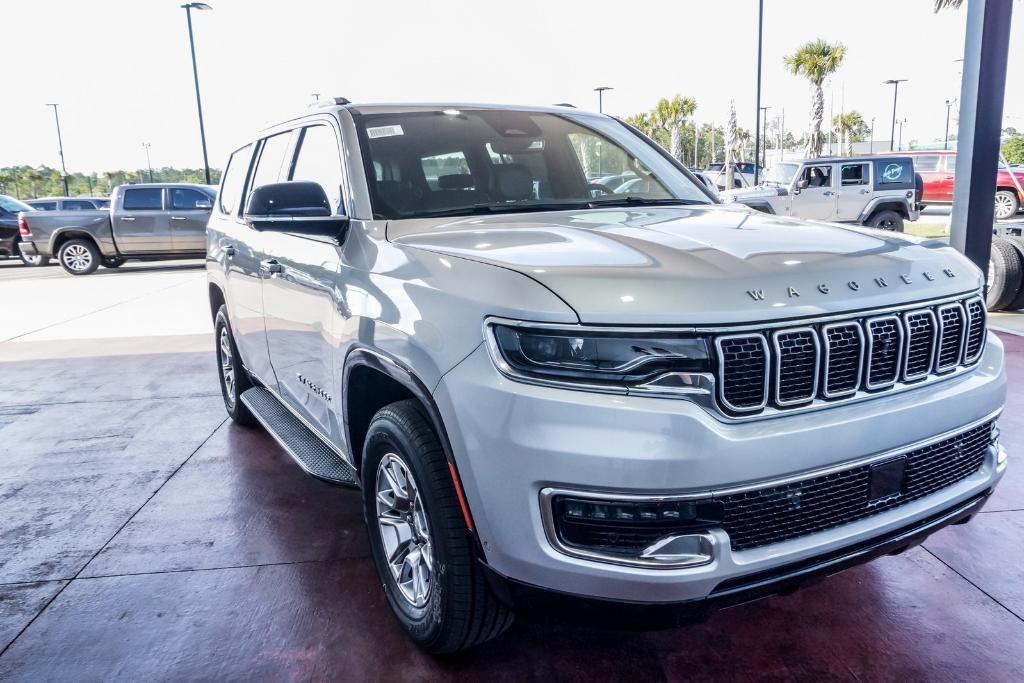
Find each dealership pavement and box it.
[2,258,1024,681]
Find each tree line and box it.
[0,165,222,199]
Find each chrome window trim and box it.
[935,302,968,373]
[771,327,820,406]
[963,296,987,365]
[821,321,865,399]
[901,308,938,382]
[864,315,904,390]
[714,333,769,413]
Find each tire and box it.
[362,399,513,654]
[102,257,126,268]
[57,238,101,275]
[866,209,904,232]
[214,305,256,426]
[987,238,1023,311]
[994,190,1020,221]
[17,241,49,267]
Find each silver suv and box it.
[722,156,921,231]
[207,101,1006,653]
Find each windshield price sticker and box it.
[367,125,404,139]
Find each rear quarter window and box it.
[873,159,914,190]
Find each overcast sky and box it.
[3,0,1022,174]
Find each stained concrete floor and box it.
[1,259,1023,681]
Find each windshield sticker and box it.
[882,163,904,182]
[367,125,404,139]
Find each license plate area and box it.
[868,456,907,503]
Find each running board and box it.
[240,387,357,487]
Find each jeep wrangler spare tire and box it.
[987,237,1023,311]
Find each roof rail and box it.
[553,102,576,108]
[308,96,351,110]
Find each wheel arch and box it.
[862,200,910,223]
[50,229,100,255]
[208,282,226,322]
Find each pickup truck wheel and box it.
[214,306,256,426]
[866,209,904,232]
[987,238,1023,311]
[58,239,100,275]
[362,400,513,654]
[994,191,1020,221]
[17,245,49,267]
[102,257,126,268]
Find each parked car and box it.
[208,100,1004,654]
[704,161,760,189]
[26,196,111,211]
[592,172,637,191]
[721,156,920,231]
[0,195,46,265]
[884,150,1024,220]
[18,183,215,275]
[687,168,719,194]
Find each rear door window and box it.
[840,163,869,186]
[122,188,163,210]
[171,188,213,210]
[219,143,254,216]
[291,125,346,213]
[31,201,58,211]
[913,155,940,172]
[63,200,97,210]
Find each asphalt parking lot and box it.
[2,259,1024,681]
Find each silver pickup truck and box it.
[17,183,216,274]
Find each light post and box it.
[870,116,875,154]
[759,106,770,170]
[898,118,907,151]
[593,86,613,113]
[182,2,213,185]
[753,0,764,184]
[45,103,70,196]
[883,79,907,151]
[944,99,956,150]
[142,142,154,182]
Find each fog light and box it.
[997,444,1008,466]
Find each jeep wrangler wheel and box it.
[362,400,513,653]
[994,190,1020,221]
[58,239,101,275]
[866,210,904,232]
[214,305,256,426]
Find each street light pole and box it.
[944,99,955,150]
[142,142,154,182]
[45,103,70,196]
[593,86,613,113]
[182,3,213,185]
[753,0,764,184]
[883,79,907,151]
[898,118,907,151]
[759,106,771,170]
[870,117,876,154]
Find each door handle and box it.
[121,216,136,221]
[823,191,835,197]
[170,216,186,221]
[859,188,870,194]
[260,259,283,275]
[224,245,236,257]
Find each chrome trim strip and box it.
[771,327,820,406]
[901,308,938,382]
[963,296,987,365]
[935,302,968,373]
[821,321,865,399]
[714,333,770,413]
[864,315,904,390]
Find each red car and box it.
[893,150,1024,220]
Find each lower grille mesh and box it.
[717,421,992,551]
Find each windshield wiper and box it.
[586,196,706,208]
[401,202,593,219]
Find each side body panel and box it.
[110,187,173,253]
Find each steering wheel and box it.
[586,182,616,197]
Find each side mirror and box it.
[244,181,349,239]
[796,178,809,190]
[195,198,213,210]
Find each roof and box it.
[779,155,915,164]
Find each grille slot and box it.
[718,420,993,550]
[865,316,903,389]
[822,322,864,398]
[936,303,966,372]
[773,328,819,406]
[963,297,986,364]
[902,309,937,381]
[715,335,769,412]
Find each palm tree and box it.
[784,40,846,158]
[654,95,697,162]
[624,113,657,140]
[833,111,867,156]
[725,101,738,190]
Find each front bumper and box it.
[434,333,1006,603]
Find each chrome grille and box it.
[713,294,984,417]
[773,328,819,406]
[902,310,937,381]
[865,316,903,389]
[964,297,986,364]
[936,303,966,372]
[715,335,768,412]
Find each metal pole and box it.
[184,5,212,185]
[870,117,875,154]
[950,0,1012,273]
[594,86,613,114]
[46,104,70,196]
[143,143,154,182]
[886,81,906,151]
[944,101,952,150]
[753,0,763,185]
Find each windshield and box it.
[0,196,34,213]
[355,109,712,219]
[764,163,799,186]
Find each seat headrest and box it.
[491,164,533,201]
[437,174,476,190]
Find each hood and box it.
[388,205,982,325]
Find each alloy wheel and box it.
[219,326,235,408]
[61,244,92,272]
[994,192,1015,221]
[375,453,433,608]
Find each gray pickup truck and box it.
[18,183,216,274]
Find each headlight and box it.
[488,322,711,389]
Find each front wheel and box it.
[362,400,513,653]
[994,190,1020,221]
[866,209,904,232]
[214,305,256,425]
[58,239,101,275]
